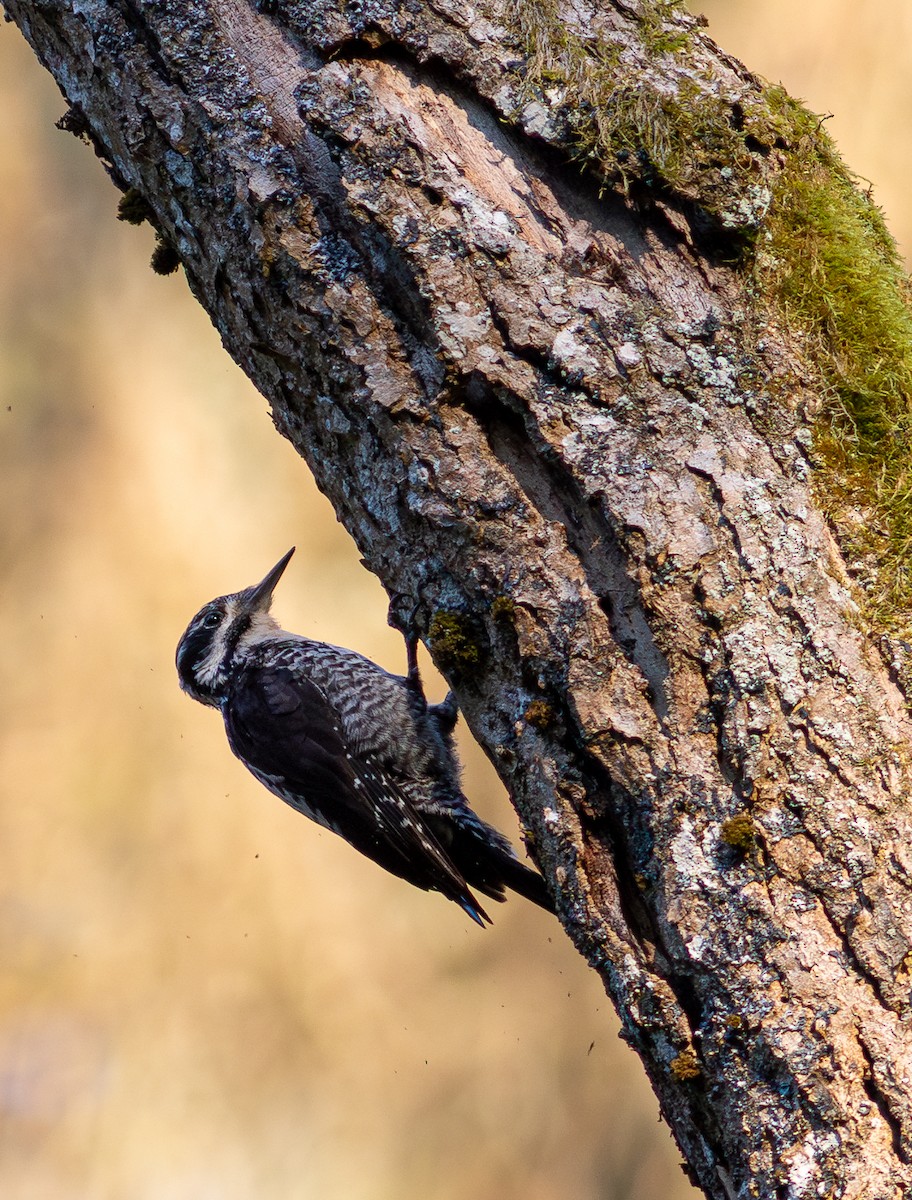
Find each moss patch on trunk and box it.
[508,0,912,634]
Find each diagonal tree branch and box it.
[7,1,912,1196]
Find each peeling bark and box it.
[7,1,912,1196]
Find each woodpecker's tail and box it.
[437,818,555,917]
[494,852,555,914]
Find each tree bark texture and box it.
[7,2,912,1197]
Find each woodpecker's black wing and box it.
[223,663,491,924]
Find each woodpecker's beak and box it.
[246,547,295,612]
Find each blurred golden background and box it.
[1,4,908,1197]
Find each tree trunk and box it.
[7,1,912,1196]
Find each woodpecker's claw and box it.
[386,592,421,637]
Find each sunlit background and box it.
[1,3,908,1197]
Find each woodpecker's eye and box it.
[202,610,222,629]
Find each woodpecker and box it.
[175,549,553,925]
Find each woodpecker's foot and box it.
[389,595,426,690]
[403,632,421,685]
[387,592,421,636]
[430,691,459,735]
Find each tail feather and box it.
[438,818,555,917]
[493,852,555,914]
[459,893,493,926]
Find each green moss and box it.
[720,811,757,853]
[757,131,912,632]
[669,1050,701,1082]
[117,187,153,226]
[524,699,555,729]
[490,594,516,624]
[428,612,483,677]
[508,0,777,232]
[509,5,912,635]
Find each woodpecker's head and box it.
[176,548,295,706]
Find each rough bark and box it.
[7,1,912,1197]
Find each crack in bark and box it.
[689,577,743,796]
[791,714,857,792]
[291,126,452,404]
[115,0,177,85]
[858,1034,907,1163]
[459,374,672,723]
[770,791,902,1017]
[685,462,751,576]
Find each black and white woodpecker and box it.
[175,549,553,925]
